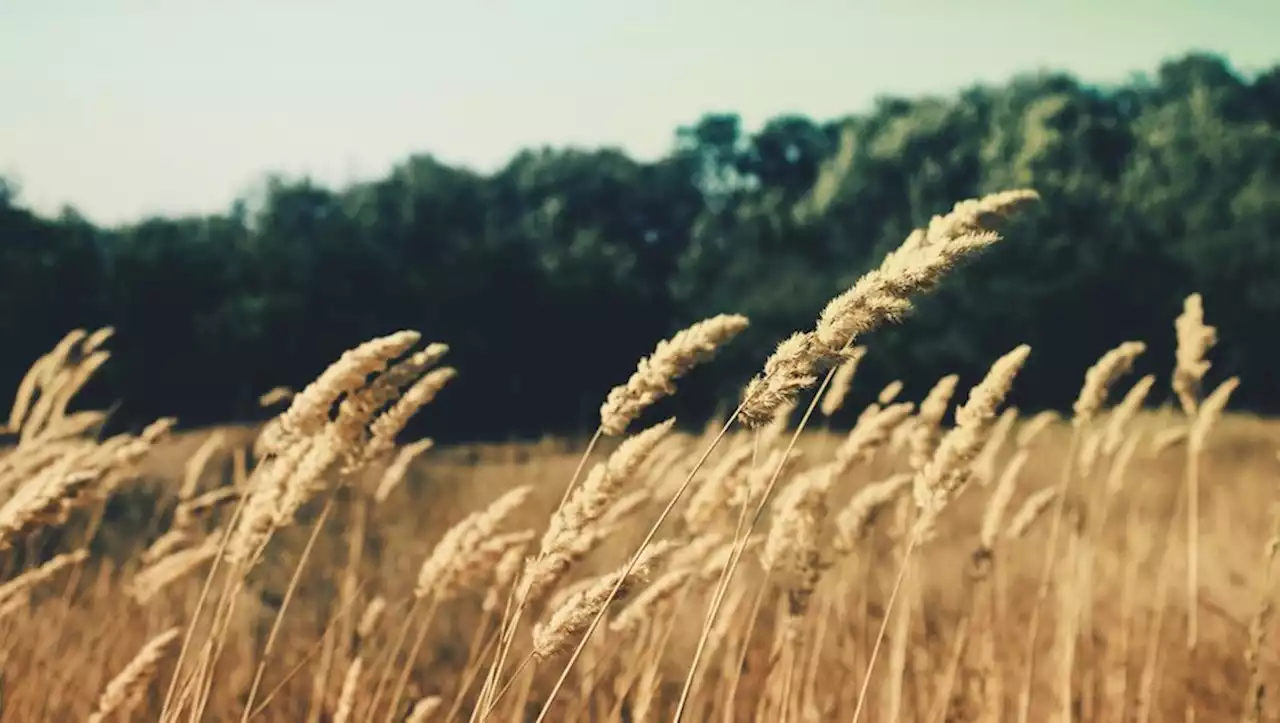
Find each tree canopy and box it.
[3,52,1277,441]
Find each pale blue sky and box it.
[2,0,1276,225]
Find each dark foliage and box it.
[2,53,1277,441]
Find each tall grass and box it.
[0,190,1276,723]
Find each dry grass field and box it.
[0,189,1276,723]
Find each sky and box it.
[2,0,1277,226]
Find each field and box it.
[0,190,1277,723]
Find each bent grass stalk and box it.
[1015,426,1083,723]
[445,620,505,723]
[248,580,381,719]
[849,534,918,723]
[715,549,773,723]
[713,432,765,723]
[239,494,337,722]
[380,595,444,723]
[672,363,839,722]
[475,425,602,716]
[468,578,521,723]
[482,315,746,714]
[193,474,322,722]
[193,501,308,723]
[366,596,426,720]
[522,401,752,723]
[159,485,253,723]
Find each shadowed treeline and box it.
[2,52,1278,440]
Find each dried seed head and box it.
[979,450,1030,551]
[763,465,834,618]
[1173,293,1216,416]
[913,345,1031,540]
[759,399,798,449]
[363,367,456,461]
[909,374,960,471]
[728,447,804,509]
[1106,434,1143,496]
[877,380,904,405]
[526,420,676,599]
[357,596,388,641]
[1103,375,1155,456]
[819,346,867,417]
[683,442,754,535]
[484,538,533,613]
[1006,486,1058,539]
[0,469,102,550]
[179,431,226,502]
[742,191,1037,430]
[1016,410,1058,448]
[815,190,1040,356]
[405,696,444,723]
[266,331,422,454]
[972,406,1018,487]
[668,532,728,573]
[86,627,181,723]
[834,402,915,473]
[1150,425,1189,456]
[130,540,218,605]
[258,386,294,408]
[415,486,532,600]
[738,333,824,429]
[609,567,694,637]
[1073,341,1146,427]
[333,657,363,723]
[833,473,912,554]
[1189,377,1239,454]
[0,549,87,608]
[600,314,749,436]
[374,438,434,503]
[700,536,761,581]
[532,541,672,661]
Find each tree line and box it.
[2,52,1278,441]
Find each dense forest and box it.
[2,52,1278,441]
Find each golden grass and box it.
[0,189,1276,723]
[0,411,1272,721]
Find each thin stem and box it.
[849,533,917,723]
[381,595,442,723]
[181,540,259,720]
[444,616,503,723]
[193,519,287,720]
[247,579,377,720]
[720,566,774,723]
[1186,444,1200,644]
[469,579,520,723]
[713,432,764,723]
[239,495,336,722]
[929,614,971,723]
[311,492,367,723]
[1135,462,1189,723]
[558,427,603,511]
[608,593,683,722]
[478,653,533,722]
[191,575,248,721]
[366,597,423,722]
[528,412,743,723]
[799,586,836,718]
[778,634,797,723]
[476,426,602,714]
[674,364,839,723]
[160,489,250,722]
[1015,425,1083,723]
[191,521,287,721]
[1185,442,1201,723]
